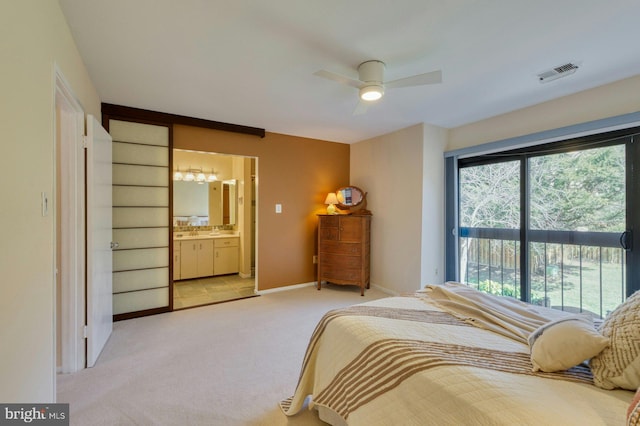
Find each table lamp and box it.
[324,192,339,215]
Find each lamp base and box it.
[326,204,337,215]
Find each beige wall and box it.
[0,1,100,401]
[173,125,350,291]
[420,123,448,286]
[448,74,640,151]
[350,123,447,294]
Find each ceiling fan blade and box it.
[385,70,442,89]
[352,100,369,116]
[314,69,362,89]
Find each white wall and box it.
[0,1,100,402]
[351,124,446,294]
[448,74,640,151]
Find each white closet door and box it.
[86,115,113,368]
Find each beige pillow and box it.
[590,290,640,390]
[529,317,609,372]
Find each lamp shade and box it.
[324,193,339,205]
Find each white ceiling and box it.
[59,0,640,143]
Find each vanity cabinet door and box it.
[197,239,214,277]
[213,238,239,275]
[180,241,198,279]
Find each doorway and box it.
[172,149,257,309]
[54,69,86,374]
[56,72,114,376]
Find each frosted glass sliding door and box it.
[109,120,170,317]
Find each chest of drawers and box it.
[317,214,371,295]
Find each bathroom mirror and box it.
[336,186,364,208]
[173,179,237,226]
[208,180,237,225]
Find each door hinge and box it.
[83,325,88,339]
[82,135,88,149]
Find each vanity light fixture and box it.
[184,170,195,182]
[324,192,339,215]
[173,168,184,181]
[174,167,215,183]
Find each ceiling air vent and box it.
[538,62,579,83]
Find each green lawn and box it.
[464,242,625,319]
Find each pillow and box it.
[529,316,609,372]
[628,387,640,426]
[590,290,640,390]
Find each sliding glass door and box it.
[527,144,626,317]
[459,160,521,298]
[451,130,638,318]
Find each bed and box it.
[281,282,639,425]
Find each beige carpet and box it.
[57,284,387,425]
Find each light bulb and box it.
[359,85,384,101]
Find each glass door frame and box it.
[445,126,640,312]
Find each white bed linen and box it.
[282,296,633,426]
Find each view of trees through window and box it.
[459,144,626,318]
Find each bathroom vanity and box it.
[173,233,240,281]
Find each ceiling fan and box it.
[314,60,442,115]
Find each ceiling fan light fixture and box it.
[360,85,384,101]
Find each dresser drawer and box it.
[321,265,362,283]
[320,215,340,228]
[319,227,339,241]
[320,253,363,269]
[319,240,362,256]
[214,237,238,248]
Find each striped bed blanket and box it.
[281,294,631,425]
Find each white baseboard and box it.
[370,284,398,296]
[256,281,316,295]
[256,281,399,297]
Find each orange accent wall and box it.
[173,125,350,291]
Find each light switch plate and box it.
[41,192,49,216]
[275,203,282,213]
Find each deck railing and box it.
[459,229,626,319]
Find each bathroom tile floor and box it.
[173,274,257,310]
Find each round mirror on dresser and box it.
[336,186,371,215]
